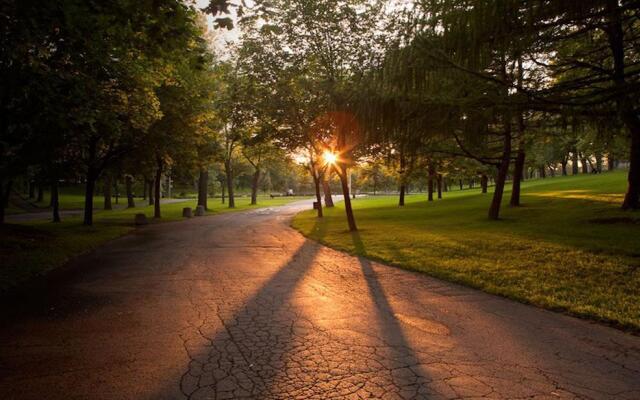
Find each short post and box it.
[182,207,193,218]
[313,201,320,210]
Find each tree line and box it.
[2,0,638,232]
[201,0,638,231]
[0,0,295,225]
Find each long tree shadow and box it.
[349,231,432,398]
[155,240,321,399]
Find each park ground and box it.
[293,171,640,331]
[1,198,639,399]
[0,193,310,292]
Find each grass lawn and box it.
[1,195,311,293]
[292,171,640,331]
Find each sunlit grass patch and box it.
[292,171,640,331]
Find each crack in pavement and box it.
[1,201,639,399]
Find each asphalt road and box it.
[1,201,639,399]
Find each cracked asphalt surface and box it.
[1,201,639,399]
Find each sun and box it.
[323,150,338,165]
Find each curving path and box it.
[1,201,639,399]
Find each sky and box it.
[194,0,241,54]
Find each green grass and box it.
[292,171,640,331]
[1,195,310,292]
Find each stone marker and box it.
[313,201,320,210]
[182,207,193,218]
[134,213,148,225]
[195,205,205,216]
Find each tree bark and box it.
[480,174,488,193]
[312,166,323,218]
[104,175,112,210]
[338,164,357,231]
[114,179,119,205]
[148,179,154,206]
[581,156,589,174]
[427,164,435,201]
[605,0,640,209]
[125,175,135,208]
[322,176,334,207]
[399,184,405,206]
[572,147,579,175]
[154,157,162,218]
[510,149,525,207]
[0,179,12,224]
[225,159,235,208]
[459,179,463,191]
[51,179,60,223]
[622,121,640,209]
[607,153,615,171]
[251,168,259,205]
[488,122,512,220]
[561,160,568,176]
[142,179,147,200]
[83,169,97,226]
[198,169,209,210]
[436,174,443,199]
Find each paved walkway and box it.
[1,201,639,399]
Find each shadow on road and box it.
[155,240,321,399]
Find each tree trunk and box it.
[221,181,226,204]
[83,170,97,226]
[436,174,443,199]
[312,166,323,218]
[125,175,135,208]
[148,179,154,206]
[581,156,589,174]
[607,154,615,171]
[488,123,512,220]
[114,179,119,205]
[154,157,162,218]
[338,164,357,231]
[399,184,405,206]
[561,160,568,176]
[51,179,60,223]
[142,179,147,200]
[443,178,448,192]
[427,164,435,202]
[28,181,35,199]
[36,183,44,203]
[572,147,579,175]
[0,179,12,224]
[198,169,209,210]
[510,149,525,207]
[322,177,334,207]
[605,0,640,209]
[622,121,640,209]
[480,174,488,193]
[459,179,463,190]
[104,175,112,210]
[225,159,235,208]
[251,168,260,205]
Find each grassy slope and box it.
[1,195,310,292]
[292,171,640,331]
